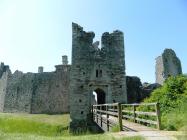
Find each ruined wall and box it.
[0,63,10,112]
[156,49,182,85]
[155,56,164,85]
[4,71,34,113]
[70,23,127,131]
[101,30,127,103]
[54,65,70,113]
[31,72,55,113]
[0,73,7,111]
[126,76,142,103]
[31,65,70,114]
[126,76,160,103]
[2,64,70,114]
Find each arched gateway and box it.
[93,88,106,104]
[69,23,127,132]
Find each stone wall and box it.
[70,23,127,131]
[31,65,70,114]
[0,63,11,112]
[156,49,182,85]
[126,76,161,103]
[126,76,142,103]
[1,64,70,114]
[4,71,34,113]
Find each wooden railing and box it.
[121,103,161,130]
[92,102,161,131]
[92,103,122,131]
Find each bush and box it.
[141,75,187,130]
[161,101,187,130]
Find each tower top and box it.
[62,55,68,65]
[38,66,43,73]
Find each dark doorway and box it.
[92,88,106,105]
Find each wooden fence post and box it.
[155,103,161,130]
[96,106,98,123]
[106,105,109,131]
[118,103,123,131]
[100,106,102,127]
[133,105,136,123]
[91,105,93,120]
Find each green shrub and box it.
[141,75,187,130]
[161,101,187,130]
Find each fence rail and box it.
[92,103,121,131]
[92,102,161,131]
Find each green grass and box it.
[0,113,144,140]
[111,125,120,132]
[0,113,69,136]
[175,135,187,140]
[161,103,187,131]
[0,131,144,140]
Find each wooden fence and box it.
[92,102,161,131]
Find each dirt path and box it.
[97,115,186,139]
[112,131,186,140]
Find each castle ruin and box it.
[69,23,127,131]
[0,60,70,114]
[156,49,182,85]
[0,23,183,131]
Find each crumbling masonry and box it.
[69,23,127,130]
[156,49,182,85]
[0,57,70,114]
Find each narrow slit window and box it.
[96,70,99,77]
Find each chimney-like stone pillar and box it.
[38,66,43,73]
[62,55,68,65]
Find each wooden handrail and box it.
[121,102,157,106]
[92,102,161,131]
[121,102,161,130]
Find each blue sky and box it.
[0,0,186,83]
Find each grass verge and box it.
[0,113,144,140]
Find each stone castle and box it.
[0,23,182,119]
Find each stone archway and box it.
[92,88,106,105]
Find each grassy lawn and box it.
[0,113,144,140]
[0,113,69,136]
[0,131,144,140]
